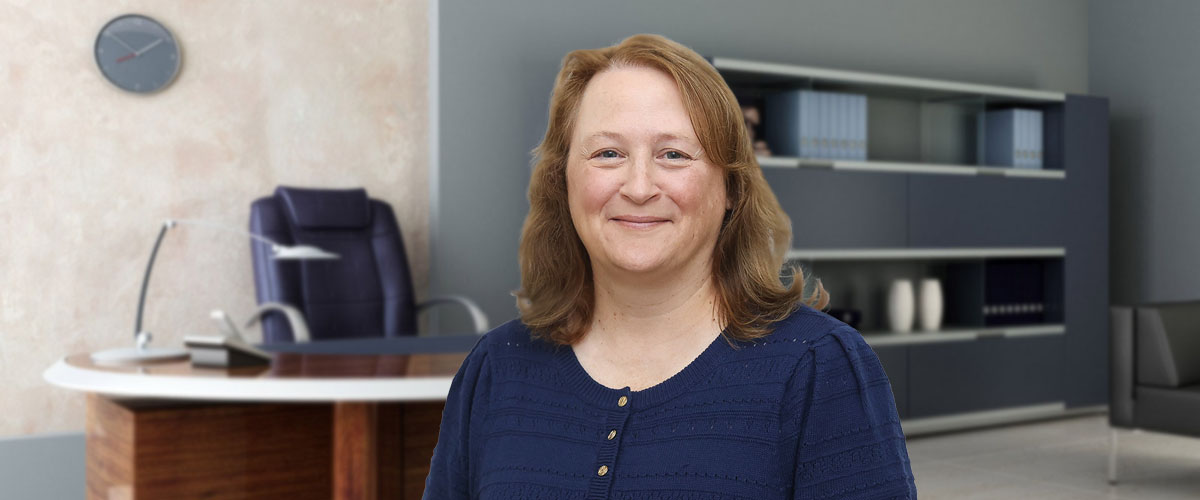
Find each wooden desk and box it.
[45,336,480,500]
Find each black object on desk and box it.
[185,335,273,367]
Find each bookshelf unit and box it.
[715,56,1068,176]
[715,57,1110,434]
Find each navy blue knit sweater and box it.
[423,305,917,499]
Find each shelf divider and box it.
[757,156,1066,180]
[787,247,1066,261]
[860,323,1065,347]
[712,56,1067,103]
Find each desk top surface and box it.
[45,335,481,403]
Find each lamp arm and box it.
[170,218,284,249]
[133,221,174,336]
[134,219,282,339]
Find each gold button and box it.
[598,465,609,476]
[618,396,628,407]
[607,430,617,440]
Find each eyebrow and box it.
[582,131,697,144]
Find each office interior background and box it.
[4,0,1200,498]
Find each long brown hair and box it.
[516,34,827,346]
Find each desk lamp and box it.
[90,219,339,365]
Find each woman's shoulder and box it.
[738,305,886,385]
[763,305,893,405]
[749,303,865,351]
[473,318,562,359]
[719,305,875,389]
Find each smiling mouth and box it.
[610,216,670,229]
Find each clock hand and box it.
[135,38,164,57]
[115,38,165,64]
[106,33,138,53]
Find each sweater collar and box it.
[553,330,730,411]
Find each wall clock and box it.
[94,14,181,94]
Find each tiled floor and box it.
[908,414,1200,499]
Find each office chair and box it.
[249,186,488,342]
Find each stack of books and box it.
[978,109,1044,169]
[764,89,867,160]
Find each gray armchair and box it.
[1109,302,1200,483]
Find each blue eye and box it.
[595,149,621,159]
[664,150,690,160]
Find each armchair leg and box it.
[1108,427,1119,485]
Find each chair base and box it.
[1108,427,1119,484]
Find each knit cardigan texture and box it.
[423,305,917,499]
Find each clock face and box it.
[94,14,181,94]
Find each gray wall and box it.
[1090,0,1200,305]
[0,433,85,498]
[432,0,1090,332]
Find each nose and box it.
[619,154,660,204]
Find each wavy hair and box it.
[516,34,827,345]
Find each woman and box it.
[425,34,916,499]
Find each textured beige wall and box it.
[0,0,429,436]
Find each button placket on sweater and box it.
[586,390,633,499]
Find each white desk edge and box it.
[43,358,456,403]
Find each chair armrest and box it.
[244,302,312,343]
[418,295,490,334]
[1110,306,1135,427]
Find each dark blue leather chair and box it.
[249,186,487,342]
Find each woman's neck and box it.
[585,258,724,353]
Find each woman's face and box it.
[566,65,729,280]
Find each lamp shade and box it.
[273,245,340,260]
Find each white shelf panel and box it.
[787,247,1066,261]
[977,165,1067,179]
[861,323,1065,347]
[1005,169,1067,179]
[758,156,1066,180]
[711,57,1066,103]
[756,156,801,168]
[833,160,977,176]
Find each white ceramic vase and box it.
[918,278,944,332]
[887,279,915,333]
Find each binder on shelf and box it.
[764,91,802,157]
[845,94,857,159]
[806,89,816,158]
[856,94,868,160]
[1027,110,1036,168]
[1017,110,1027,169]
[832,93,843,159]
[819,92,831,159]
[979,108,1043,168]
[1020,110,1032,168]
[979,110,1011,166]
[763,89,868,161]
[816,91,828,159]
[1018,109,1044,169]
[849,95,858,160]
[1032,109,1043,168]
[846,95,854,159]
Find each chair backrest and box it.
[249,186,417,342]
[1135,302,1200,388]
